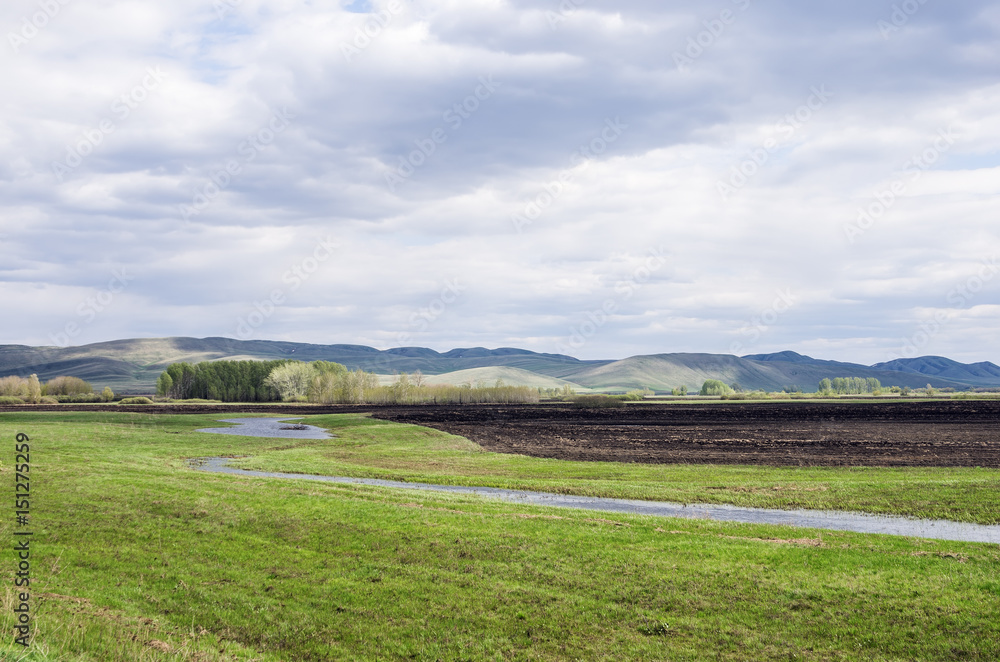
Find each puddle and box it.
[197,417,332,440]
[189,457,1000,544]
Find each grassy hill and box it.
[0,337,987,394]
[0,338,604,393]
[419,366,589,391]
[872,356,1000,386]
[562,353,971,392]
[561,353,779,391]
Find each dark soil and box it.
[5,400,999,467]
[376,401,1000,468]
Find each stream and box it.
[195,417,1000,544]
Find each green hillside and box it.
[562,354,780,391]
[419,366,589,391]
[0,337,983,394]
[872,356,1000,385]
[0,338,602,393]
[562,353,970,392]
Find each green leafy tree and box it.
[26,374,42,404]
[672,385,688,396]
[44,376,94,396]
[156,372,173,397]
[101,386,115,402]
[313,361,348,376]
[165,362,197,399]
[264,362,317,401]
[158,360,291,402]
[0,376,29,398]
[700,379,733,396]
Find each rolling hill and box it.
[0,337,993,394]
[419,366,589,391]
[557,352,969,392]
[0,338,604,393]
[871,356,1000,386]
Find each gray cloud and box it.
[1,0,998,364]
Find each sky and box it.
[1,0,998,364]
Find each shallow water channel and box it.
[195,418,1000,544]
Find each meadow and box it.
[0,411,998,661]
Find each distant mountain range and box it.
[2,337,999,394]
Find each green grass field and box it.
[1,411,998,661]
[230,413,1000,525]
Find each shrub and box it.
[40,396,59,404]
[55,393,102,403]
[0,396,24,405]
[571,395,626,409]
[671,385,688,396]
[0,376,28,398]
[118,397,154,405]
[619,389,652,402]
[44,376,94,396]
[722,391,767,401]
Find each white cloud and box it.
[1,0,998,364]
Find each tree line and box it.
[818,377,882,395]
[156,360,540,405]
[156,360,289,402]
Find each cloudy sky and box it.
[2,0,998,364]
